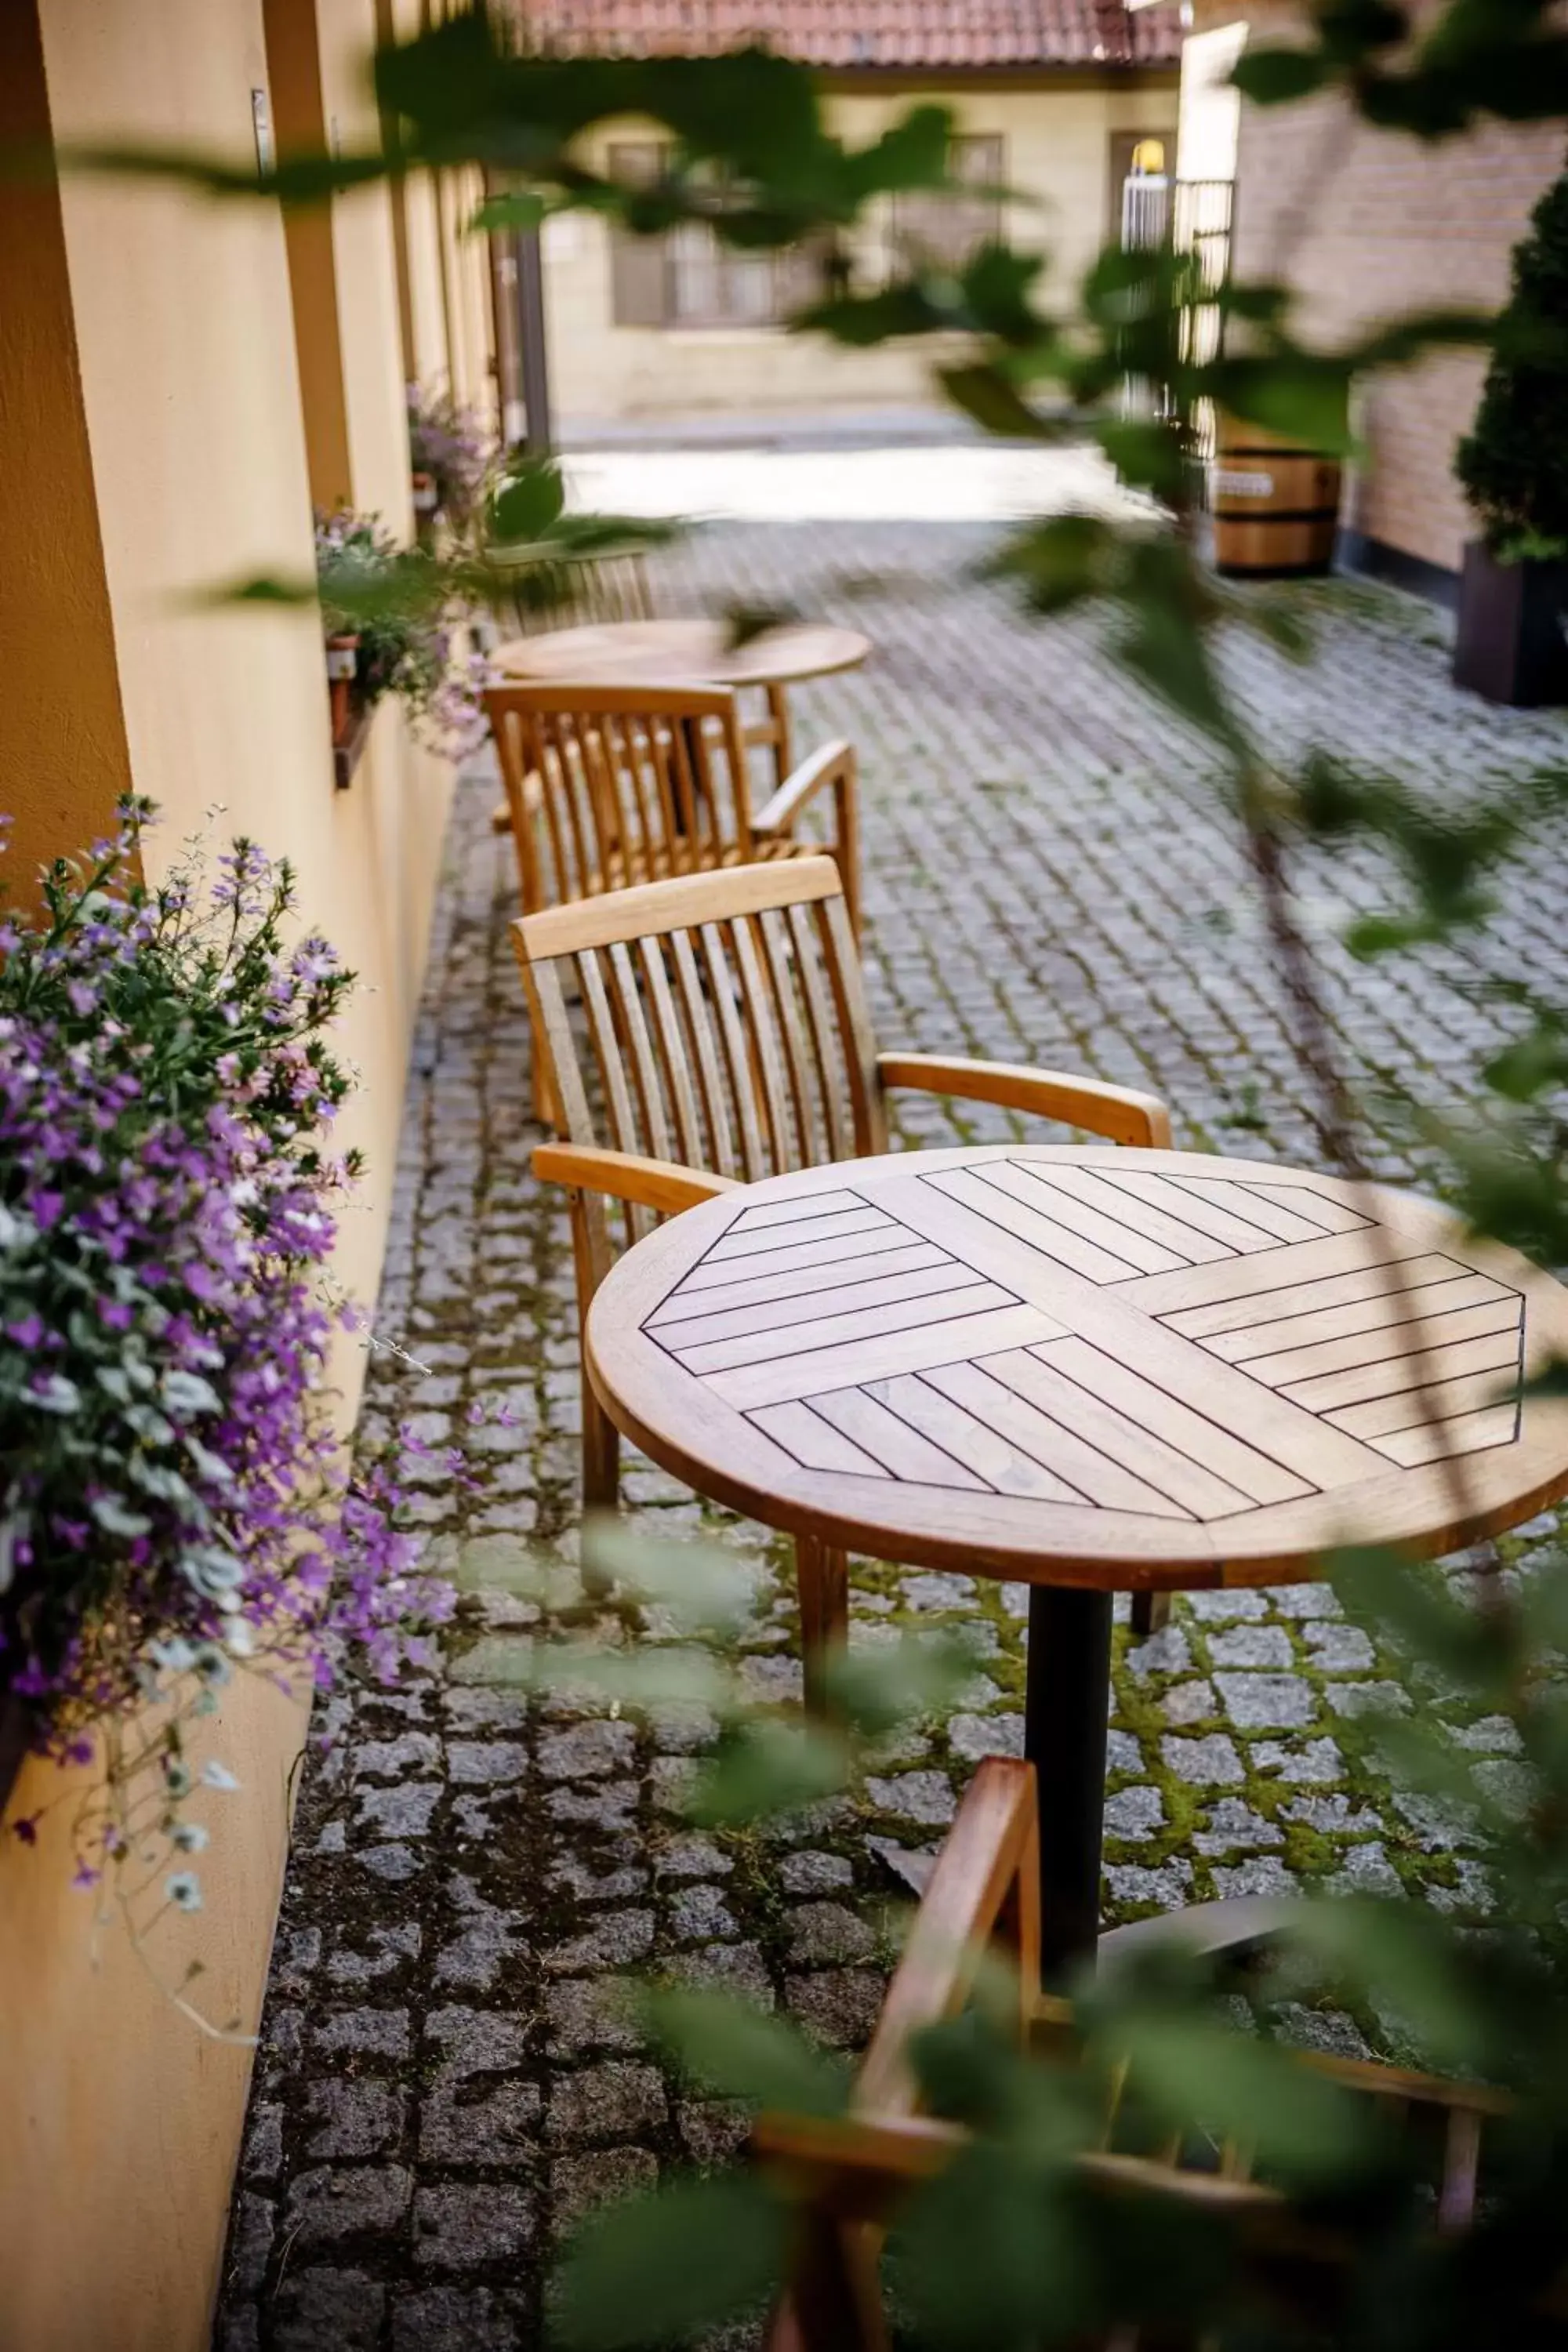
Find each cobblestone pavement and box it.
[218,522,1568,2350]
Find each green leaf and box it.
[842,103,953,200]
[1484,1019,1568,1102]
[1328,1544,1512,1699]
[823,1630,975,1739]
[1094,417,1190,499]
[180,573,318,610]
[984,513,1114,615]
[960,243,1047,343]
[1230,48,1331,104]
[555,2171,788,2350]
[644,1987,850,2116]
[1211,358,1353,453]
[938,364,1051,440]
[488,458,568,544]
[792,281,945,345]
[1286,1895,1490,2073]
[1105,2011,1364,2180]
[687,1717,847,1826]
[474,190,546,234]
[524,1642,739,1715]
[895,2142,1091,2347]
[579,1519,763,1639]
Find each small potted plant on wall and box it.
[1453,163,1568,707]
[407,381,493,546]
[316,510,494,782]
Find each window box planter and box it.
[325,631,361,746]
[1453,540,1568,708]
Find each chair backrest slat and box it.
[637,937,704,1168]
[820,891,888,1156]
[487,681,755,915]
[699,920,770,1183]
[758,906,826,1167]
[604,937,673,1165]
[572,949,637,1153]
[556,717,598,904]
[524,956,596,1138]
[667,718,702,862]
[730,913,794,1175]
[786,898,853,1161]
[669,927,740,1180]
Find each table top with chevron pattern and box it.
[585,1147,1568,1588]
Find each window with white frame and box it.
[889,134,1005,274]
[607,143,825,328]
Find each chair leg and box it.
[797,1534,849,1715]
[583,1374,620,1511]
[571,1194,618,1598]
[1131,1591,1171,1637]
[767,682,794,788]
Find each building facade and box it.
[1179,0,1567,590]
[517,0,1183,430]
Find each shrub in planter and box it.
[1453,166,1568,706]
[315,508,495,757]
[0,803,451,1993]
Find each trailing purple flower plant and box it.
[315,509,497,758]
[406,379,495,534]
[0,800,452,1940]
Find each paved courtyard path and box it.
[218,520,1568,2350]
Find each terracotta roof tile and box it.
[514,2,1184,71]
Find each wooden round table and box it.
[586,1145,1568,1975]
[493,616,871,690]
[494,617,871,786]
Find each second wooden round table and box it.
[493,615,871,690]
[586,1145,1568,1974]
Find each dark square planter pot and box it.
[1453,539,1568,707]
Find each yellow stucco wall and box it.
[545,79,1178,423]
[0,3,457,2346]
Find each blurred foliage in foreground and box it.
[479,1518,1568,2349]
[47,0,1568,2339]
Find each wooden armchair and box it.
[485,679,860,931]
[512,855,1174,1682]
[754,1760,1511,2351]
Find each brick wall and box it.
[1192,1,1566,575]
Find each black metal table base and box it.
[1024,1583,1300,1985]
[1025,1583,1114,1981]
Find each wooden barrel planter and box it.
[1210,417,1342,578]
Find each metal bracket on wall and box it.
[332,706,374,792]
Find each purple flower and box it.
[0,800,455,1851]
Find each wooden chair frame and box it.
[753,1760,1512,2352]
[512,857,1174,1699]
[485,677,860,930]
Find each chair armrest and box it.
[855,1757,1038,2118]
[753,738,855,835]
[532,1142,742,1216]
[877,1053,1171,1149]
